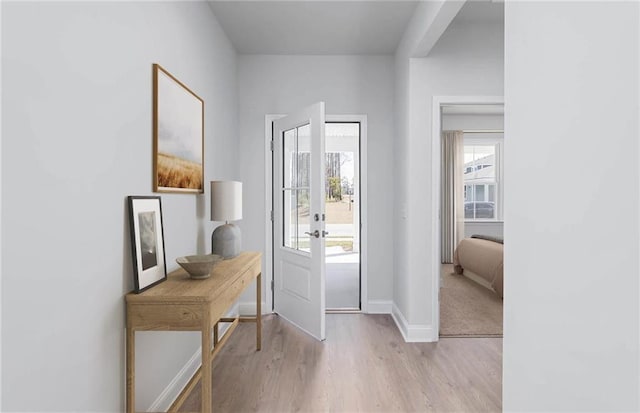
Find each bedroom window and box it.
[463,140,503,221]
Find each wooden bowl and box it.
[176,254,222,279]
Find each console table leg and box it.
[257,272,262,351]
[202,312,212,413]
[126,326,135,413]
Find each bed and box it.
[452,235,504,298]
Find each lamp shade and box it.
[210,181,242,222]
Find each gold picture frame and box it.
[153,63,204,193]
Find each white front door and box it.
[273,102,326,340]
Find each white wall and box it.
[394,45,411,330]
[503,2,640,411]
[395,14,504,338]
[0,1,4,406]
[1,2,238,411]
[442,114,503,131]
[393,0,445,334]
[237,55,395,308]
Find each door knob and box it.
[305,230,320,238]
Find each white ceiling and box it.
[207,1,420,55]
[207,0,504,55]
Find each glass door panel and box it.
[281,124,312,254]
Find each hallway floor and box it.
[178,314,502,412]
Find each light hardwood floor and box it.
[179,314,502,412]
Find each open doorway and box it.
[265,114,368,318]
[435,100,504,338]
[325,122,361,311]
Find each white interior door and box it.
[273,102,326,340]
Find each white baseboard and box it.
[391,303,437,343]
[147,303,239,412]
[239,301,268,315]
[367,300,393,314]
[147,348,201,412]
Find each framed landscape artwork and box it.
[127,196,167,293]
[153,63,204,193]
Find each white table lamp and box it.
[210,181,242,259]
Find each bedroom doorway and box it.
[434,99,504,338]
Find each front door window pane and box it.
[297,189,310,252]
[283,128,296,188]
[283,189,295,249]
[297,124,311,188]
[282,123,312,253]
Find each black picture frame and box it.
[127,196,167,293]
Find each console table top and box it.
[125,251,261,304]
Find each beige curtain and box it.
[441,130,465,263]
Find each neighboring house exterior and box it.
[464,153,496,219]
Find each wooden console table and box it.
[126,251,262,413]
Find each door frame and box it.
[265,114,368,314]
[431,96,504,336]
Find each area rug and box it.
[439,264,503,337]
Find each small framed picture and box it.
[127,196,167,293]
